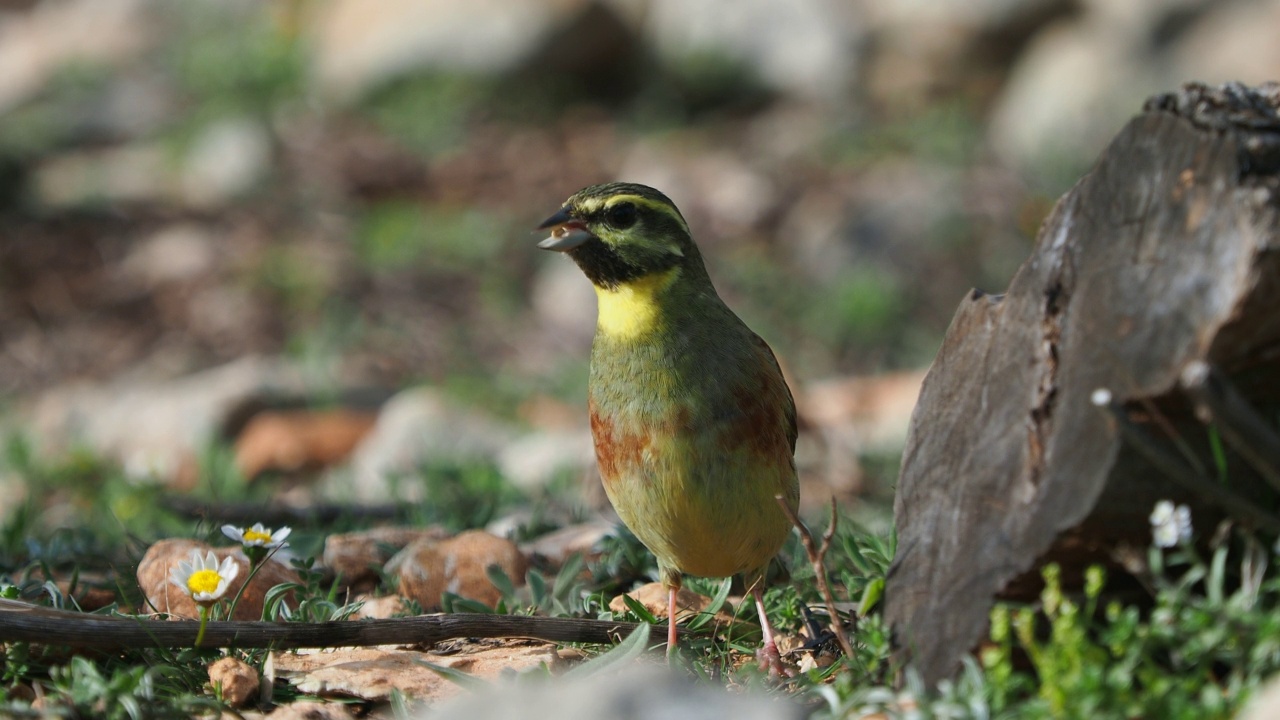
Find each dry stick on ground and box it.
[0,599,641,650]
[775,496,856,659]
[163,496,406,526]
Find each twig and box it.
[1092,388,1280,533]
[1180,360,1280,494]
[0,599,640,650]
[162,496,406,526]
[775,496,856,659]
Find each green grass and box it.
[2,427,1280,716]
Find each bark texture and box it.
[886,82,1280,685]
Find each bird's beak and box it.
[536,207,593,252]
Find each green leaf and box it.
[621,594,659,624]
[859,578,884,617]
[528,569,548,607]
[262,582,304,621]
[562,623,651,680]
[414,658,489,690]
[486,563,517,600]
[552,553,585,601]
[687,577,732,631]
[441,593,495,614]
[1208,545,1228,606]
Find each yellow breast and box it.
[594,267,680,340]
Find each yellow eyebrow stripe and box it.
[580,194,691,235]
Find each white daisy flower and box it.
[169,549,239,605]
[222,523,291,549]
[1149,500,1192,548]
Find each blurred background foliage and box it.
[1,0,1277,516]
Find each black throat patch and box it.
[569,237,677,290]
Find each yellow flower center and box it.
[244,529,273,544]
[187,569,223,595]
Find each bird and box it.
[536,182,799,672]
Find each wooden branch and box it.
[1180,360,1280,494]
[0,599,639,650]
[775,496,856,659]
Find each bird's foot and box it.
[756,641,793,678]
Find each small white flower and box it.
[1149,500,1192,548]
[222,523,291,549]
[169,550,239,604]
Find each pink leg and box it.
[666,585,679,660]
[752,586,785,677]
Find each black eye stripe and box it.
[603,202,637,229]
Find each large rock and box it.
[987,0,1280,169]
[25,357,307,484]
[644,0,862,101]
[425,665,804,720]
[391,530,527,610]
[0,0,150,114]
[138,538,300,621]
[307,0,606,100]
[338,388,516,503]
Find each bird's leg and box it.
[666,584,679,661]
[752,585,785,677]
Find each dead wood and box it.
[885,82,1280,685]
[0,598,639,649]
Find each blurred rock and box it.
[984,0,1280,169]
[861,0,1071,108]
[24,357,307,483]
[425,663,803,720]
[85,71,175,140]
[181,117,272,208]
[1241,672,1280,720]
[497,428,594,492]
[120,224,218,287]
[1167,0,1280,88]
[137,538,299,620]
[307,0,599,101]
[617,145,780,239]
[799,370,926,497]
[341,388,516,503]
[0,0,150,113]
[530,258,597,351]
[33,117,269,209]
[274,640,560,704]
[234,408,378,480]
[986,16,1149,169]
[267,700,356,720]
[608,581,734,626]
[802,370,925,452]
[391,530,527,610]
[323,525,449,590]
[645,0,862,101]
[34,143,178,207]
[350,593,409,620]
[519,519,614,568]
[208,656,259,708]
[52,575,116,612]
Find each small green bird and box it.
[537,182,799,671]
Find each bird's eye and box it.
[605,202,637,229]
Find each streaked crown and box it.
[537,182,705,289]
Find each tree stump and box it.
[885,82,1280,686]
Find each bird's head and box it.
[536,182,704,290]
